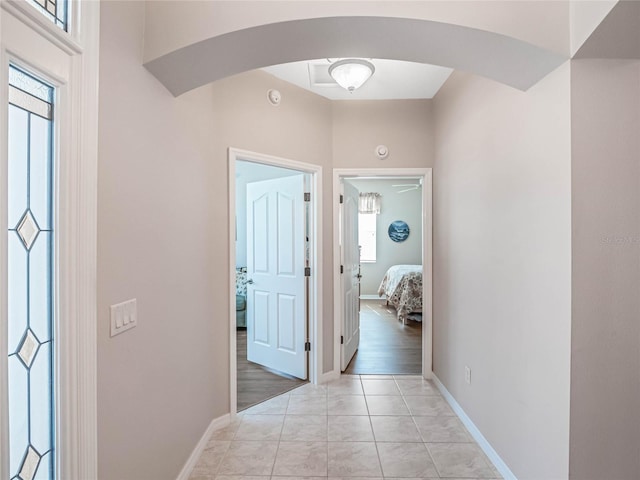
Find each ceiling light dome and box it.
[329,59,375,92]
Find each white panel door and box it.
[341,181,360,371]
[246,175,307,379]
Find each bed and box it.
[377,265,423,324]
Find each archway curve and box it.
[144,16,567,97]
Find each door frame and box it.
[228,148,323,416]
[332,168,433,378]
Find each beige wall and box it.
[209,70,335,373]
[569,59,640,479]
[333,100,434,168]
[98,2,222,479]
[433,65,572,478]
[347,179,423,296]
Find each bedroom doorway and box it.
[333,168,433,378]
[229,149,323,413]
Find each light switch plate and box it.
[110,299,137,337]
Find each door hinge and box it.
[340,265,344,274]
[340,336,344,345]
[305,267,311,277]
[304,192,311,202]
[305,341,311,351]
[339,194,344,204]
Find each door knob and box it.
[246,279,254,285]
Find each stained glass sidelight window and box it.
[27,0,68,31]
[7,65,55,480]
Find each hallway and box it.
[189,375,502,479]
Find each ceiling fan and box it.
[393,181,422,193]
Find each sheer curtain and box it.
[358,192,381,214]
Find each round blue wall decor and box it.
[388,220,410,242]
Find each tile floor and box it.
[190,375,502,480]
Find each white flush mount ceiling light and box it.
[329,59,375,93]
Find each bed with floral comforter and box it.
[377,265,423,324]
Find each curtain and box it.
[359,192,381,214]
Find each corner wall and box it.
[569,59,640,479]
[432,65,572,478]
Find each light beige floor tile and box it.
[362,379,401,396]
[395,378,440,396]
[287,395,327,415]
[273,441,328,476]
[215,476,268,480]
[191,441,231,476]
[413,416,471,443]
[290,383,328,396]
[359,375,394,380]
[328,395,369,415]
[377,442,439,477]
[328,477,383,480]
[370,416,422,442]
[328,442,382,477]
[272,477,327,480]
[427,443,496,478]
[208,418,242,441]
[234,415,284,441]
[328,415,375,442]
[217,441,278,475]
[281,415,328,441]
[243,395,290,415]
[189,475,214,480]
[365,395,410,416]
[404,395,455,416]
[327,378,364,396]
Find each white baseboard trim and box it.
[176,413,231,480]
[360,294,385,300]
[432,375,517,480]
[319,370,340,383]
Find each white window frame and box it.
[0,1,99,479]
[358,212,377,263]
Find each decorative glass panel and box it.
[26,0,68,31]
[8,65,55,480]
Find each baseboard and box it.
[176,413,231,480]
[432,375,517,480]
[360,294,385,300]
[319,370,340,383]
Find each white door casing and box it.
[340,181,360,371]
[246,175,307,379]
[332,168,433,380]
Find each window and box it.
[7,65,55,480]
[359,213,377,262]
[27,0,68,31]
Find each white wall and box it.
[144,1,570,63]
[346,179,423,296]
[569,58,640,480]
[235,161,301,268]
[433,65,572,479]
[97,2,222,479]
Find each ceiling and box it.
[263,58,453,101]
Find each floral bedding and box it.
[236,267,247,296]
[377,265,423,323]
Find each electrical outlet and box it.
[465,366,471,385]
[110,298,137,337]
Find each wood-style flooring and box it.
[236,330,306,411]
[344,299,422,375]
